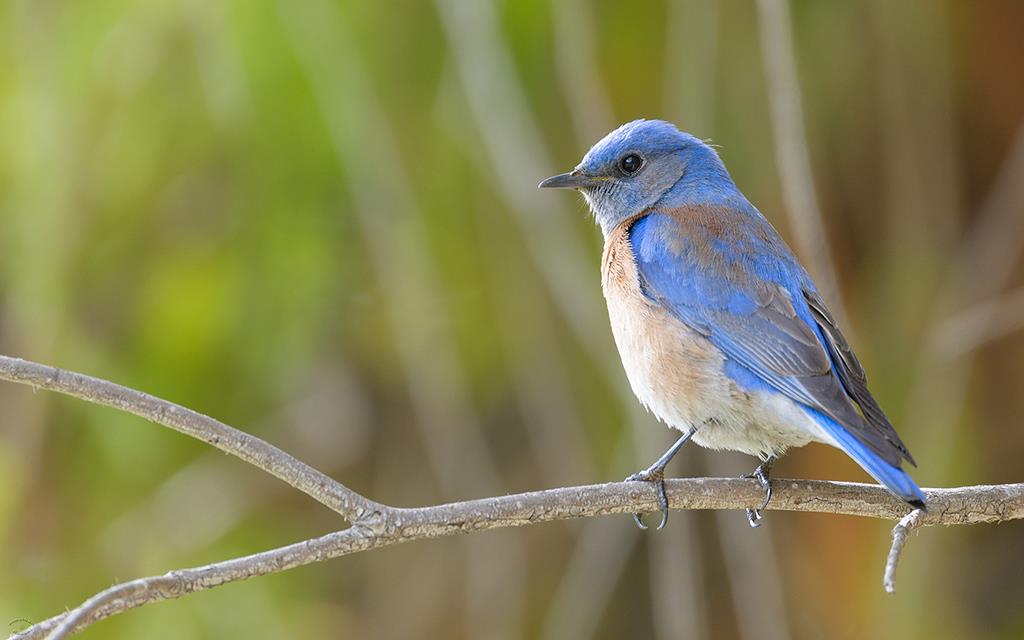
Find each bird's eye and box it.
[619,153,643,175]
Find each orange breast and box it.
[601,222,735,432]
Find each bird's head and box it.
[540,119,728,236]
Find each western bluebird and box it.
[540,120,925,530]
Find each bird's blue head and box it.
[540,120,733,236]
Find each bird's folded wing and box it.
[629,210,912,467]
[802,289,915,464]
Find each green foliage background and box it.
[2,1,1023,638]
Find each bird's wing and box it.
[629,210,912,467]
[802,289,915,464]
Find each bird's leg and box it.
[743,455,776,528]
[625,427,698,531]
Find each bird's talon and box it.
[758,482,773,512]
[656,506,669,531]
[655,478,670,530]
[746,507,763,528]
[742,456,775,527]
[626,468,669,531]
[622,428,697,531]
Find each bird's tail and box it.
[808,410,927,508]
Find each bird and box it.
[539,119,925,530]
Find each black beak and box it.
[538,170,604,189]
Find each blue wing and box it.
[629,209,924,505]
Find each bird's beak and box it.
[538,169,604,189]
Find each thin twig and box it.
[0,356,382,523]
[875,122,1024,616]
[884,508,925,594]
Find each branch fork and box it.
[2,355,1021,640]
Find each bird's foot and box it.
[742,457,775,528]
[625,465,669,531]
[624,428,698,531]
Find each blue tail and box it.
[807,409,927,507]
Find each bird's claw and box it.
[623,428,697,531]
[625,467,669,531]
[742,460,774,529]
[745,507,764,528]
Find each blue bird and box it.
[540,119,925,530]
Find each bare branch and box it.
[12,479,1024,640]
[0,356,383,523]
[4,354,1024,639]
[884,508,925,594]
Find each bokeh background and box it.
[3,1,1024,638]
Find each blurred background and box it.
[2,0,1024,638]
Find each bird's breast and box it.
[601,221,734,431]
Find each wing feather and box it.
[630,210,913,467]
[803,289,915,465]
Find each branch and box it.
[4,354,1024,639]
[884,508,925,594]
[0,356,383,523]
[11,479,1024,640]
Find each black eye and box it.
[619,153,642,175]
